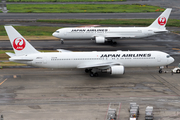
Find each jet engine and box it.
[102,66,125,74]
[109,66,125,75]
[95,36,106,43]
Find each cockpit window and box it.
[55,31,59,33]
[166,55,170,58]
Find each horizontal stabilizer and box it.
[6,52,16,57]
[9,57,33,61]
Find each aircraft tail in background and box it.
[149,8,172,29]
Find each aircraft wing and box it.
[154,30,168,33]
[105,35,136,39]
[77,61,121,69]
[57,49,72,52]
[78,25,100,28]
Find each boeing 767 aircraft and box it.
[53,8,172,44]
[5,26,174,77]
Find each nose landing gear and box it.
[159,69,163,74]
[159,66,164,74]
[60,39,64,44]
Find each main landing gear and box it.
[85,68,99,77]
[90,72,98,77]
[106,40,117,45]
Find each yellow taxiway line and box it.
[0,78,8,85]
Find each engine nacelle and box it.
[110,66,125,75]
[95,36,106,43]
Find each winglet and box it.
[57,49,72,52]
[149,8,172,29]
[4,26,40,56]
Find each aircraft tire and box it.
[90,72,94,77]
[85,69,89,73]
[89,72,98,77]
[112,41,117,45]
[176,69,180,73]
[94,73,98,77]
[159,69,162,74]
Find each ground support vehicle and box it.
[145,106,153,120]
[172,63,180,73]
[129,103,139,120]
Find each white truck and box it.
[145,106,153,120]
[107,108,117,120]
[129,103,139,120]
[106,103,121,120]
[172,63,180,73]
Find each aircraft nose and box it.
[168,57,174,64]
[170,57,175,63]
[52,32,57,37]
[52,32,60,38]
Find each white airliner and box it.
[5,26,174,77]
[52,8,172,44]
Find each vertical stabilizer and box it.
[4,26,40,56]
[148,8,172,29]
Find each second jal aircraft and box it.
[5,26,174,77]
[53,8,172,44]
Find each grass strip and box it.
[1,19,180,36]
[38,19,180,27]
[0,62,26,67]
[0,26,59,36]
[0,50,13,60]
[0,50,22,67]
[37,19,156,26]
[7,0,126,2]
[6,4,164,13]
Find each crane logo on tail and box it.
[13,37,26,50]
[158,16,166,26]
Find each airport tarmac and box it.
[1,1,180,118]
[0,67,180,120]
